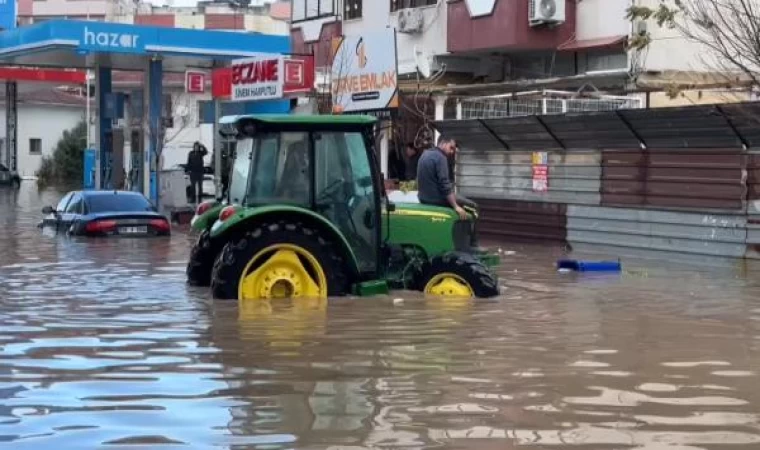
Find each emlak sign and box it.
[214,55,315,101]
[331,30,398,113]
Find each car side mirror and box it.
[42,206,55,215]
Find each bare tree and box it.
[146,91,192,209]
[325,37,355,114]
[627,0,758,96]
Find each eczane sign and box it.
[231,55,284,102]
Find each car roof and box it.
[220,114,377,127]
[78,190,147,199]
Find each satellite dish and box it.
[414,45,432,78]
[540,0,557,18]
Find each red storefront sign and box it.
[212,55,315,100]
[185,71,206,94]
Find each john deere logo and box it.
[356,38,367,69]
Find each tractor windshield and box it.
[228,138,253,205]
[247,132,311,207]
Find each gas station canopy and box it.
[0,19,289,71]
[0,19,291,199]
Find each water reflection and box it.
[1,185,760,449]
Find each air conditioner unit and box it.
[398,8,424,34]
[529,0,565,27]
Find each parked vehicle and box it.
[187,115,500,300]
[41,190,171,237]
[0,163,20,188]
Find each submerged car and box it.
[41,190,171,237]
[0,163,20,188]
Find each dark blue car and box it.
[41,190,171,237]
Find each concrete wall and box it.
[575,0,629,40]
[0,105,84,178]
[635,0,713,73]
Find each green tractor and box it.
[187,114,501,300]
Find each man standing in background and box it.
[186,141,208,205]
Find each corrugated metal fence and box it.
[436,103,760,261]
[601,149,746,211]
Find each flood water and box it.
[2,186,760,449]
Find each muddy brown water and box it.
[1,186,760,449]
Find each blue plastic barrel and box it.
[557,259,622,272]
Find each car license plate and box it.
[120,226,147,234]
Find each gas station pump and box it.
[128,130,143,192]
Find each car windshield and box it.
[87,194,153,213]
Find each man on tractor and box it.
[417,135,481,250]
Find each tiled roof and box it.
[0,86,89,107]
[269,1,291,21]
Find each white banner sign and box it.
[231,54,284,102]
[331,29,398,113]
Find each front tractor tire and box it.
[420,252,500,299]
[186,230,216,287]
[210,221,349,300]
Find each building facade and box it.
[0,88,89,178]
[290,0,746,115]
[18,0,291,34]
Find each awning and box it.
[558,35,627,52]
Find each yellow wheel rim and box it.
[424,272,474,298]
[238,244,328,300]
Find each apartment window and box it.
[29,138,42,155]
[293,0,336,22]
[391,0,436,12]
[344,0,362,20]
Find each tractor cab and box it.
[223,115,382,275]
[188,115,500,301]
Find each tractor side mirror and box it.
[42,206,55,215]
[387,202,396,212]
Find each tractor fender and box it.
[209,205,361,276]
[190,204,224,232]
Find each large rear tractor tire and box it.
[420,252,500,299]
[186,230,216,287]
[211,221,349,300]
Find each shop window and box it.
[29,138,42,155]
[344,0,362,19]
[391,0,436,12]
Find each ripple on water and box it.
[2,187,760,448]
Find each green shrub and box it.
[36,121,87,187]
